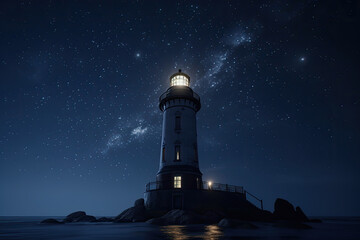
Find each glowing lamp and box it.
[170,69,190,87]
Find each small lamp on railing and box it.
[208,181,212,190]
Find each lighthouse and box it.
[144,70,261,213]
[157,69,202,190]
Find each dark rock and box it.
[41,218,63,224]
[273,221,312,229]
[218,218,258,229]
[295,207,309,222]
[76,215,97,222]
[146,209,204,225]
[146,217,166,225]
[63,211,97,223]
[202,211,223,224]
[260,210,274,222]
[273,198,297,220]
[114,205,147,222]
[134,198,144,207]
[97,217,114,222]
[273,198,310,222]
[63,211,86,222]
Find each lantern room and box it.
[170,69,190,87]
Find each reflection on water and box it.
[161,225,223,240]
[161,225,188,240]
[203,225,223,240]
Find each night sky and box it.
[1,1,359,217]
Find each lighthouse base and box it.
[144,189,263,219]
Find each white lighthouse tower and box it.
[157,70,202,190]
[144,69,259,213]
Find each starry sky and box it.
[0,0,359,217]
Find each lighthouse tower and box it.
[144,69,254,213]
[157,70,202,190]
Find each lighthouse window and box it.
[162,147,165,162]
[174,176,181,188]
[175,116,181,130]
[175,145,180,161]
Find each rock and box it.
[114,205,147,222]
[146,209,204,225]
[273,198,297,220]
[202,211,223,224]
[63,211,86,222]
[295,207,309,222]
[273,221,312,229]
[97,217,114,222]
[63,211,97,223]
[134,198,144,207]
[76,215,97,222]
[146,217,166,225]
[273,198,310,222]
[218,218,258,229]
[41,218,63,224]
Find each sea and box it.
[1,216,360,240]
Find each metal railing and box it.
[145,180,244,194]
[245,190,264,210]
[145,180,263,210]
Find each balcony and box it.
[145,180,263,210]
[159,87,201,111]
[145,180,244,194]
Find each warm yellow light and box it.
[174,176,181,188]
[171,75,189,87]
[208,181,212,187]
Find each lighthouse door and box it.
[172,194,183,209]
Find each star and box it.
[300,57,305,62]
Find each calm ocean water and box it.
[1,216,360,239]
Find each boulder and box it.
[146,209,204,225]
[76,215,97,222]
[134,198,144,207]
[295,207,309,222]
[273,198,310,222]
[40,218,63,224]
[218,218,258,229]
[202,211,224,224]
[114,205,147,222]
[63,211,97,223]
[273,198,297,220]
[97,217,114,222]
[64,211,87,222]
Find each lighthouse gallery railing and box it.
[145,181,264,210]
[145,181,244,194]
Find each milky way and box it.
[0,1,359,216]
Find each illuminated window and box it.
[171,75,189,87]
[174,176,181,188]
[175,145,180,161]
